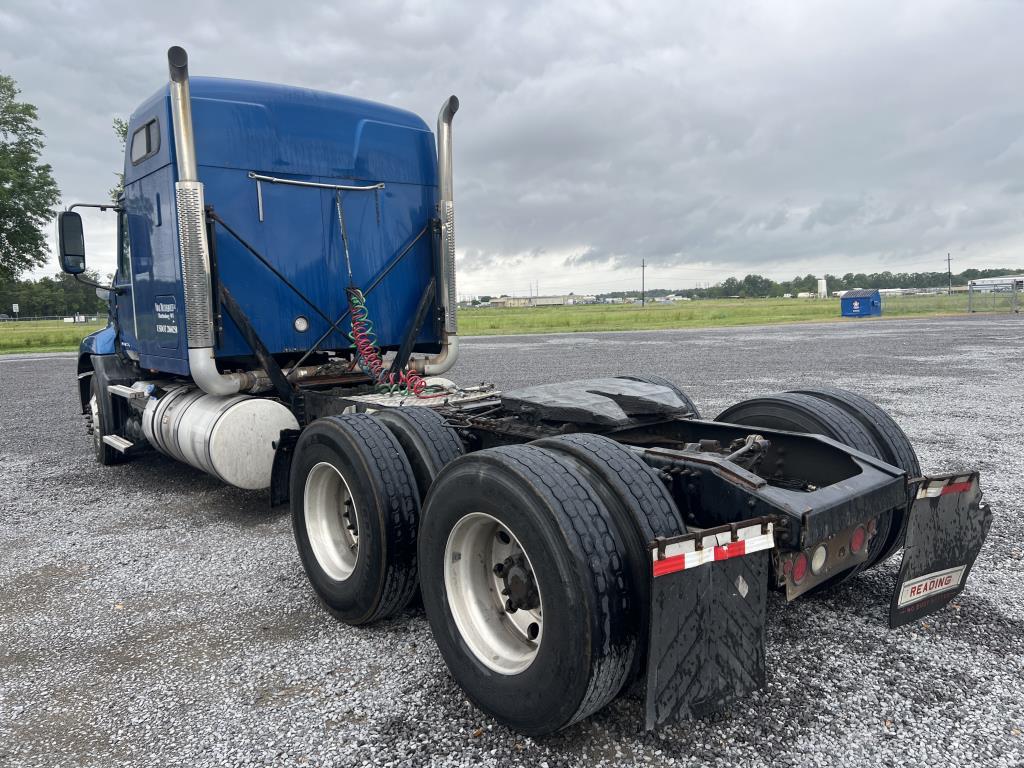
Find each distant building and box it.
[968,275,1024,293]
[490,296,531,308]
[817,278,828,299]
[531,296,568,307]
[840,289,882,318]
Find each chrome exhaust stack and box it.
[411,95,460,376]
[167,46,246,395]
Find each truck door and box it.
[112,207,139,353]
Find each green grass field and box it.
[0,319,107,355]
[0,294,975,354]
[457,294,971,336]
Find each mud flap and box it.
[889,472,992,628]
[645,521,774,730]
[269,429,301,507]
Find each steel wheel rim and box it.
[304,461,359,581]
[444,512,543,675]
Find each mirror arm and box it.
[73,273,123,295]
[68,202,124,213]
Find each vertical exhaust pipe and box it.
[167,46,246,395]
[412,95,460,375]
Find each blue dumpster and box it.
[841,289,882,318]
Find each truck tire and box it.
[89,377,122,466]
[530,433,685,683]
[372,407,464,501]
[290,414,419,625]
[716,392,891,578]
[789,387,920,565]
[418,445,634,735]
[616,374,701,417]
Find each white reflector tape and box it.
[917,475,975,499]
[653,523,775,578]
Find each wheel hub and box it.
[443,512,544,675]
[495,556,539,613]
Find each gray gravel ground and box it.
[1,314,1022,768]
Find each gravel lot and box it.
[1,314,1022,768]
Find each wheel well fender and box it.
[270,428,302,507]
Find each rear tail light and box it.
[850,525,867,554]
[792,552,808,584]
[810,544,828,575]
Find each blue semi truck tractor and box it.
[56,47,992,735]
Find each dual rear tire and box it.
[290,411,687,735]
[290,414,420,625]
[419,436,686,733]
[717,387,920,573]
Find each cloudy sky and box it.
[2,0,1023,295]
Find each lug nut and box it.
[505,599,517,613]
[493,563,504,575]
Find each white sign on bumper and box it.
[896,565,966,607]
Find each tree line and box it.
[0,271,109,317]
[600,267,1023,301]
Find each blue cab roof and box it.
[125,76,437,186]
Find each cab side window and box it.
[129,119,160,165]
[117,211,132,281]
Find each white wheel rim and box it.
[444,512,543,675]
[89,393,101,451]
[304,462,359,581]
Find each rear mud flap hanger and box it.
[644,472,991,729]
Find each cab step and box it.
[102,435,134,453]
[108,384,146,400]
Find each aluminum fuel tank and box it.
[143,387,298,489]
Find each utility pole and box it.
[947,253,952,295]
[641,260,646,307]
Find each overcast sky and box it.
[2,0,1023,295]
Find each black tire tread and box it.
[296,414,420,623]
[532,433,685,540]
[372,406,464,500]
[487,445,633,726]
[716,392,891,576]
[789,387,920,477]
[531,433,686,683]
[789,387,920,563]
[90,378,121,466]
[422,444,634,731]
[335,414,420,622]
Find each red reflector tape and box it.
[941,480,973,495]
[918,477,977,499]
[652,555,687,578]
[652,527,775,578]
[715,540,747,560]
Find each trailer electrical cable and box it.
[336,192,445,399]
[346,287,435,397]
